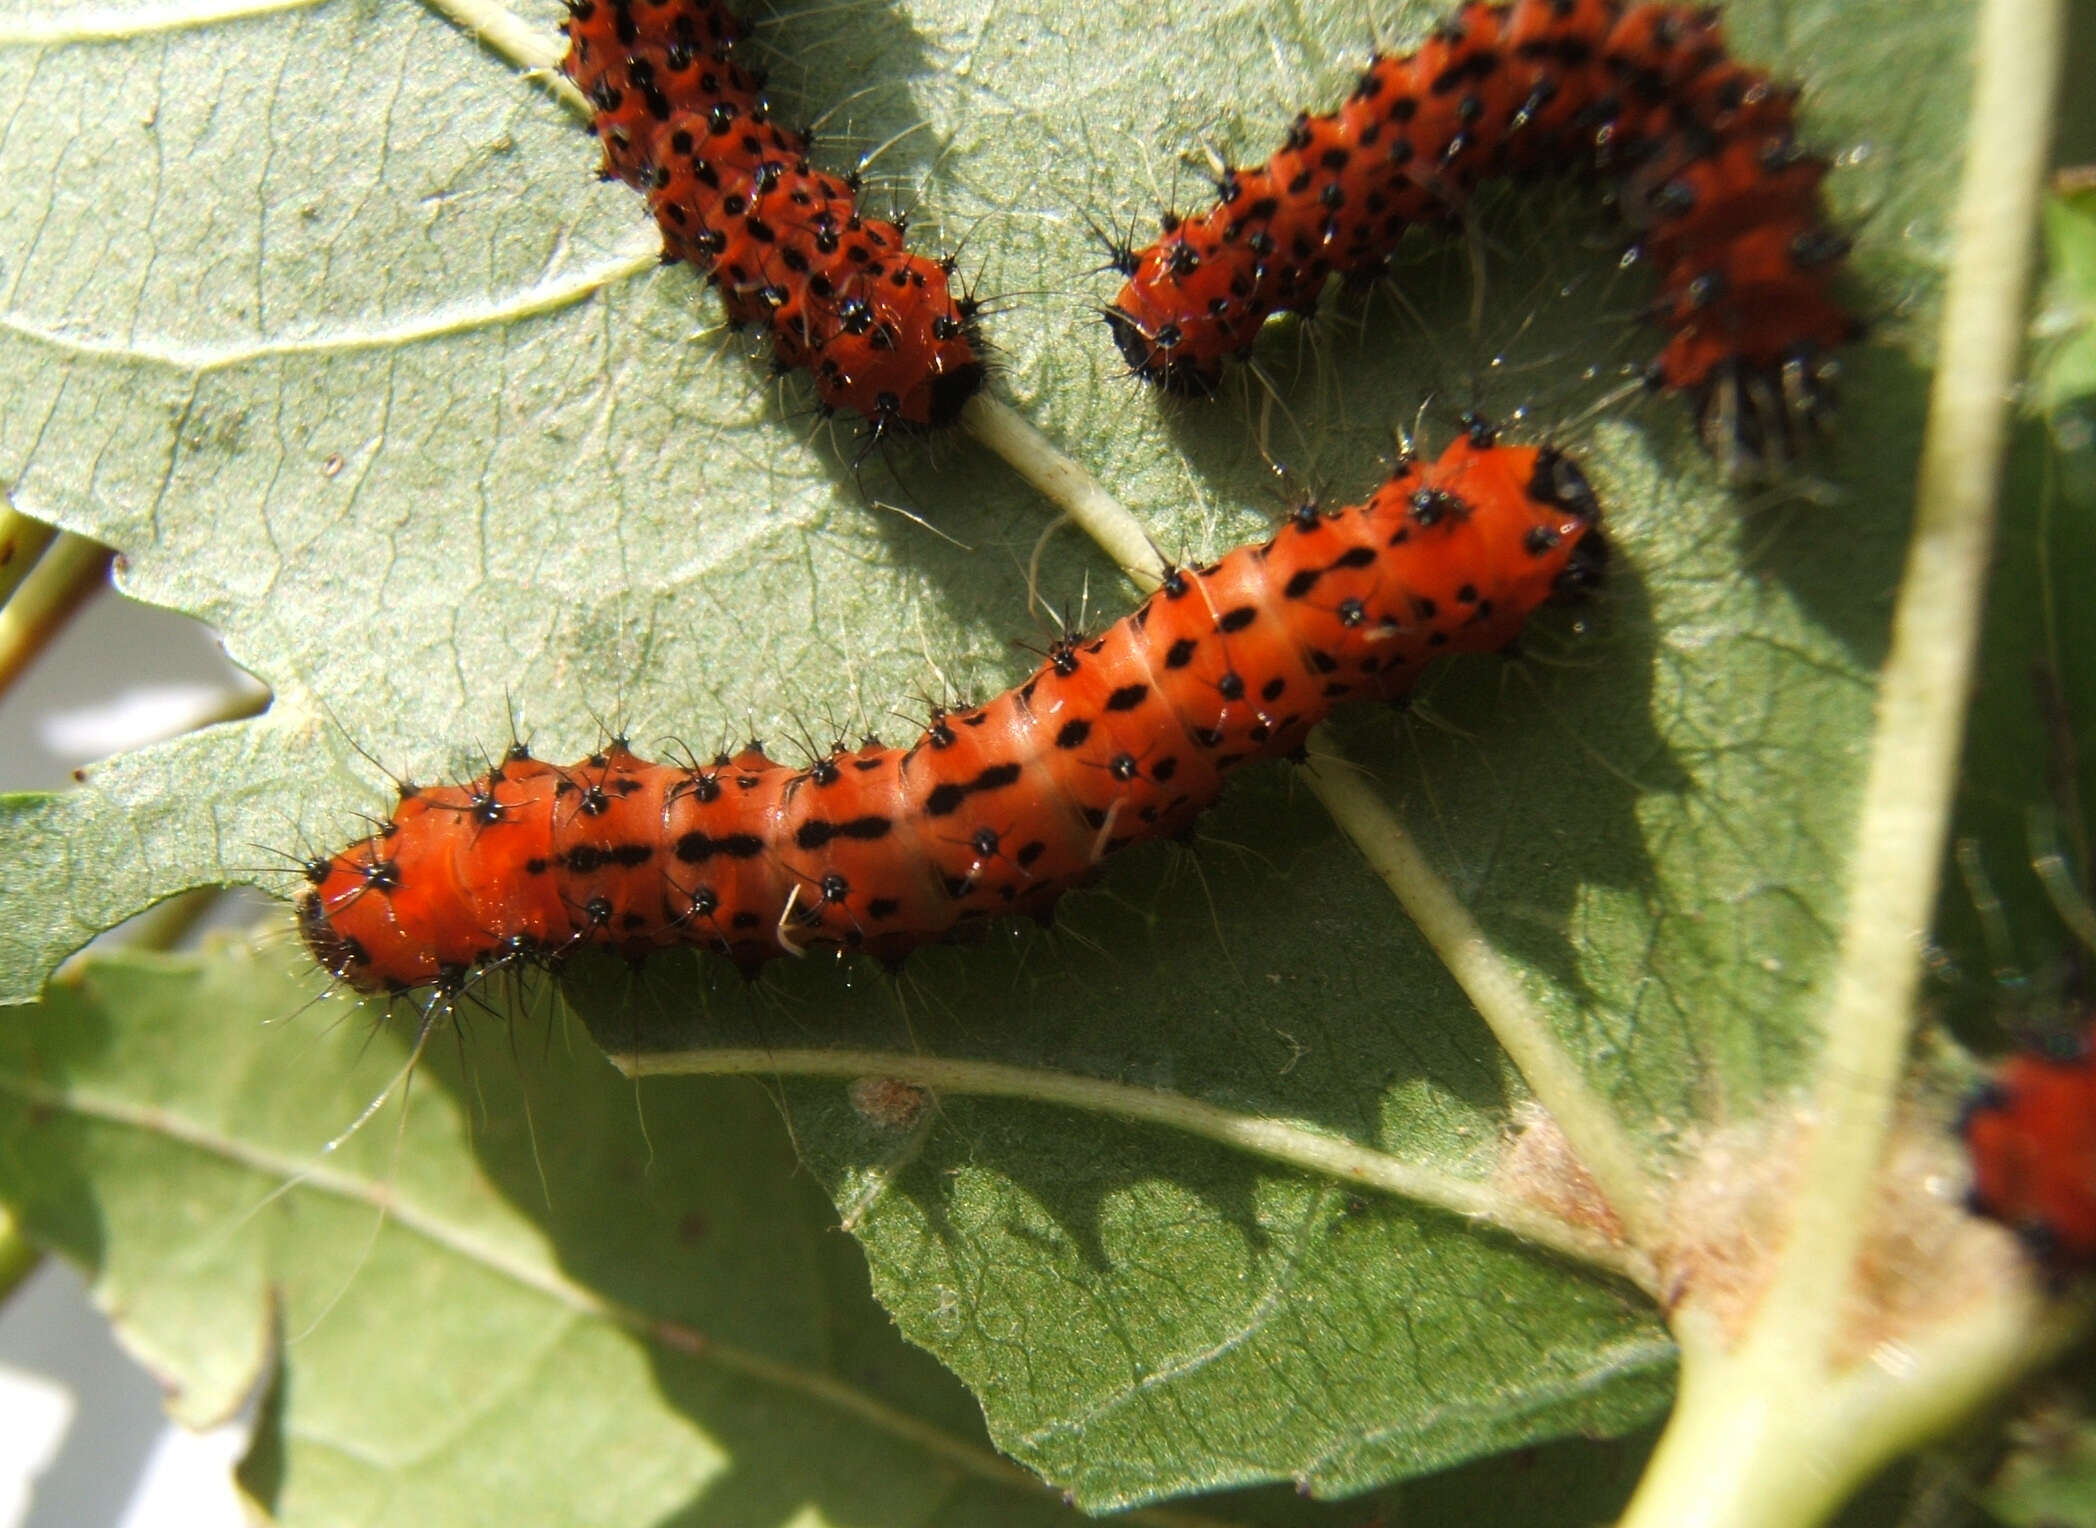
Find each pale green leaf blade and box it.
[0,942,1284,1526]
[1,940,1680,1525]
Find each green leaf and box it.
[570,797,1679,1507]
[0,943,1252,1526]
[0,0,2008,1518]
[1984,1392,2096,1528]
[2038,186,2096,411]
[0,938,1663,1527]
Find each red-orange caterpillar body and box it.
[561,0,986,434]
[1961,1016,2096,1273]
[1105,0,1857,469]
[299,426,1604,993]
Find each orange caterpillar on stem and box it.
[1103,0,1859,473]
[561,0,987,437]
[297,421,1605,995]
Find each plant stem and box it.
[1619,0,2065,1519]
[618,1043,1655,1286]
[422,0,592,114]
[1767,0,2059,1369]
[0,533,111,701]
[962,396,1169,588]
[1619,1286,2084,1528]
[1300,733,1668,1248]
[0,503,58,608]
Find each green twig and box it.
[1299,733,1668,1250]
[0,533,112,701]
[961,397,1170,588]
[617,1043,1655,1286]
[1620,0,2069,1521]
[418,0,589,113]
[0,502,58,608]
[1762,0,2061,1367]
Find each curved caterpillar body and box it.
[560,0,987,435]
[1104,0,1858,471]
[1961,1016,2096,1273]
[298,425,1605,994]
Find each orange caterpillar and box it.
[562,0,986,435]
[1104,0,1858,471]
[298,423,1605,993]
[1961,1016,2096,1274]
